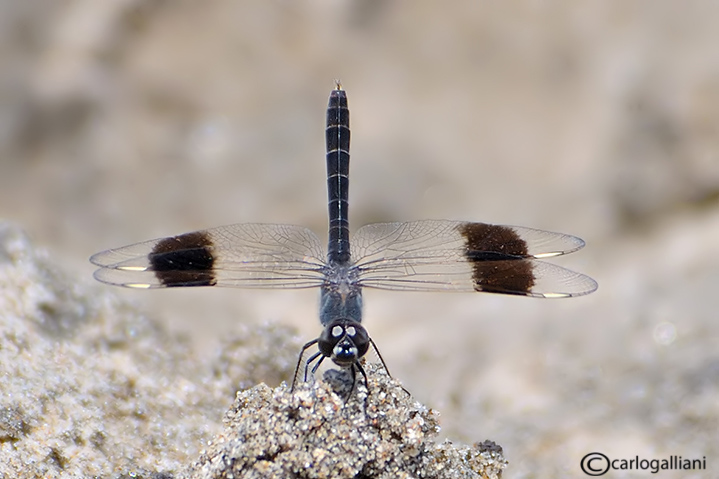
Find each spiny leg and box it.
[345,363,358,401]
[309,353,326,376]
[367,338,391,376]
[354,361,372,408]
[291,338,318,393]
[355,360,369,392]
[369,337,411,396]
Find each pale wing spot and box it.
[533,252,563,259]
[541,292,571,298]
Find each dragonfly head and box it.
[318,319,370,368]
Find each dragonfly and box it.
[91,83,598,396]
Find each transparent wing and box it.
[91,223,327,289]
[350,220,597,298]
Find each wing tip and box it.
[89,251,111,267]
[93,268,157,289]
[538,274,598,298]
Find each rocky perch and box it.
[181,367,506,479]
[0,222,506,478]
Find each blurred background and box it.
[2,1,718,477]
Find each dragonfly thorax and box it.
[319,261,363,326]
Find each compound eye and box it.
[346,326,356,337]
[331,325,344,337]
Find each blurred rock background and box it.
[1,1,718,477]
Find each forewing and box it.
[91,223,327,289]
[350,220,597,297]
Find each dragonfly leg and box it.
[291,339,319,393]
[369,337,411,396]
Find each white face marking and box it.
[332,325,343,337]
[335,345,357,356]
[346,326,356,336]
